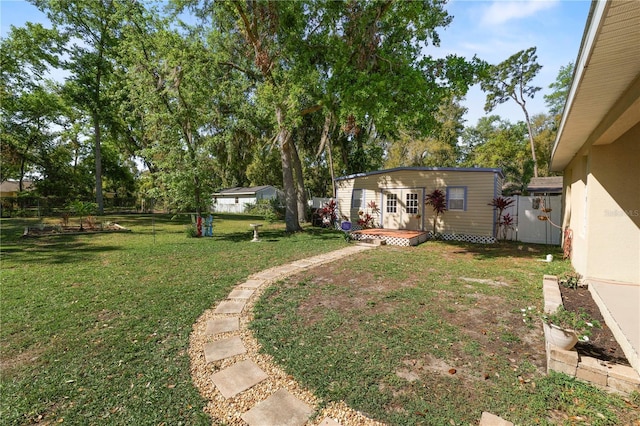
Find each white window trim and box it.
[447,187,467,211]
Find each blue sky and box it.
[1,0,591,127]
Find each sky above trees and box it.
[1,0,591,127]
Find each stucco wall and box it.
[586,123,640,283]
[564,123,640,284]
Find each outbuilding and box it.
[212,185,281,214]
[335,167,504,244]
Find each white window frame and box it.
[447,187,466,211]
[406,192,419,214]
[386,193,398,213]
[351,189,365,209]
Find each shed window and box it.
[406,193,419,214]
[235,197,239,204]
[386,194,397,213]
[352,189,365,209]
[447,187,466,211]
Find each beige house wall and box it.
[335,169,499,237]
[563,123,640,284]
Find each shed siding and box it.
[336,169,499,236]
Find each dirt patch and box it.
[559,285,630,366]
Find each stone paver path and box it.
[189,244,383,426]
[189,243,515,426]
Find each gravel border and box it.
[188,247,385,425]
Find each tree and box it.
[0,23,66,187]
[32,0,125,214]
[460,116,533,193]
[481,47,542,178]
[544,62,575,120]
[184,0,482,232]
[385,96,467,168]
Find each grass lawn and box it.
[0,214,347,425]
[251,242,640,425]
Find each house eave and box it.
[550,0,640,172]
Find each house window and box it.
[447,187,466,211]
[406,193,418,214]
[352,189,365,209]
[235,197,239,204]
[386,194,397,213]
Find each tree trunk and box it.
[522,107,539,178]
[277,107,302,232]
[290,140,307,222]
[93,112,104,214]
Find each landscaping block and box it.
[607,363,640,384]
[576,365,608,387]
[608,376,640,394]
[548,359,577,376]
[550,347,579,366]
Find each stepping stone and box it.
[479,412,514,426]
[290,259,315,268]
[319,418,342,426]
[204,336,246,363]
[241,279,265,289]
[214,299,246,314]
[211,360,269,398]
[228,289,254,299]
[252,270,281,280]
[204,317,239,335]
[241,389,313,426]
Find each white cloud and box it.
[481,0,559,26]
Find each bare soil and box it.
[559,284,630,366]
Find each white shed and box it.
[212,186,281,214]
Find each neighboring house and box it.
[0,180,34,197]
[550,0,640,374]
[212,186,281,214]
[335,167,504,243]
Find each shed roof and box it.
[527,177,563,194]
[335,167,504,182]
[550,0,640,171]
[213,185,276,196]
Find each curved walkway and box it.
[188,244,384,426]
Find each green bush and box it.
[246,199,284,223]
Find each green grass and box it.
[251,242,639,425]
[0,214,347,425]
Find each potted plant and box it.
[543,306,601,350]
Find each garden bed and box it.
[559,284,630,366]
[22,223,130,237]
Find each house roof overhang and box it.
[550,0,640,172]
[334,167,504,182]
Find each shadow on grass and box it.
[436,239,564,261]
[1,237,121,265]
[209,227,344,243]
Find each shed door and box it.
[383,189,423,230]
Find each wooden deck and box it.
[350,229,429,247]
